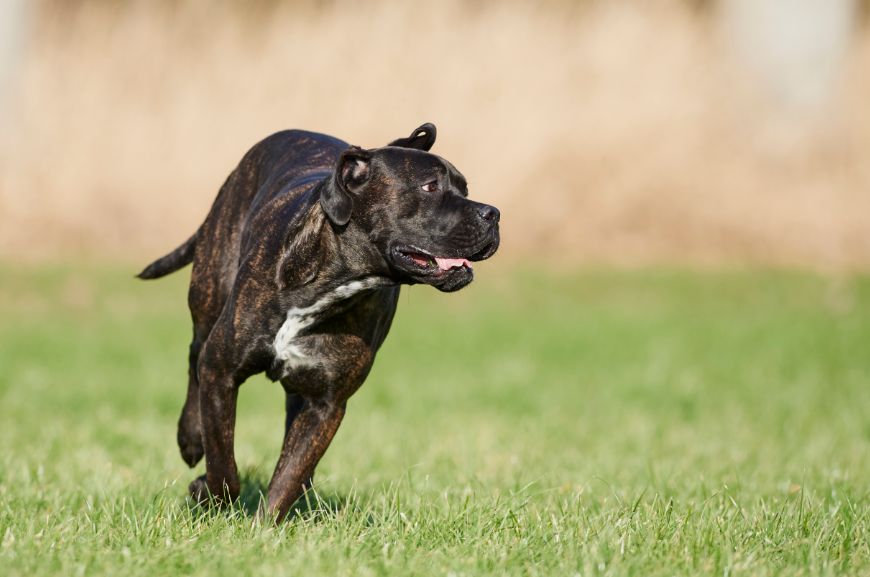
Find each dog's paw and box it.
[188,474,241,507]
[177,424,204,468]
[188,475,211,505]
[178,435,205,468]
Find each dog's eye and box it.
[421,181,439,192]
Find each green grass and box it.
[0,264,868,576]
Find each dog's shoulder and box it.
[252,129,349,169]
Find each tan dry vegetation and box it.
[1,0,869,269]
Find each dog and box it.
[138,123,500,521]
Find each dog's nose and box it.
[477,205,500,224]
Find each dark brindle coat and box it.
[139,124,500,521]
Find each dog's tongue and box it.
[435,257,471,271]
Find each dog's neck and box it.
[277,200,394,297]
[323,218,395,289]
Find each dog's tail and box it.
[137,232,198,280]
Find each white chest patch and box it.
[272,278,382,372]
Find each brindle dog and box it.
[138,123,500,521]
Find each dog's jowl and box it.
[138,124,500,521]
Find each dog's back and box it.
[140,130,348,280]
[190,130,349,302]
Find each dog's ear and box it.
[388,123,436,151]
[321,146,371,226]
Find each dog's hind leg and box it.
[177,272,227,467]
[188,324,244,504]
[177,338,205,467]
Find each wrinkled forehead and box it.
[374,146,467,188]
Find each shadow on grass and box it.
[184,468,352,524]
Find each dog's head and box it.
[320,123,500,292]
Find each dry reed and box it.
[1,0,869,270]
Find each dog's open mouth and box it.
[390,235,497,292]
[395,246,472,274]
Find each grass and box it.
[0,263,868,576]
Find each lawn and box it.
[0,264,868,576]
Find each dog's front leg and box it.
[264,398,346,521]
[284,392,315,491]
[189,345,242,506]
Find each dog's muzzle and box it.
[389,203,500,292]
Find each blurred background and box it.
[1,0,869,270]
[2,4,869,573]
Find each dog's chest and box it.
[272,279,381,374]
